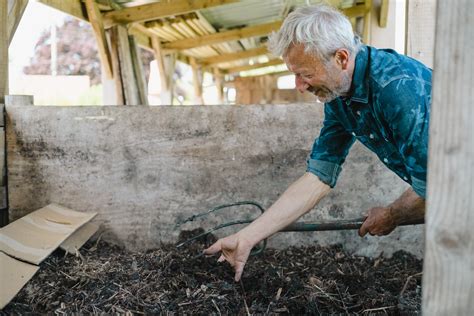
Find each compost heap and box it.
[2,229,422,314]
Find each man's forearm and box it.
[389,188,425,224]
[238,172,330,246]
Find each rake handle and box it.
[281,217,424,232]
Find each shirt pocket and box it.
[346,125,391,157]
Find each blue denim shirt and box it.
[307,45,432,198]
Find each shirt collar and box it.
[347,45,370,104]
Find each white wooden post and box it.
[422,0,474,313]
[1,1,8,103]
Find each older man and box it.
[204,4,430,281]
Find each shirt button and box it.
[383,158,389,163]
[356,111,361,116]
[369,133,375,139]
[403,176,408,181]
[351,132,356,136]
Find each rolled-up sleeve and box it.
[307,104,355,187]
[379,78,431,198]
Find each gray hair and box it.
[268,4,361,62]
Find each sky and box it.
[9,1,68,77]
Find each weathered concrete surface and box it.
[6,104,423,258]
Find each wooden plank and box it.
[37,0,86,21]
[422,0,474,314]
[224,59,284,74]
[0,130,5,187]
[151,36,170,93]
[1,1,7,103]
[405,0,436,68]
[116,25,141,105]
[103,0,238,28]
[213,68,224,104]
[162,21,282,50]
[84,0,113,79]
[342,4,369,18]
[379,0,389,27]
[109,26,125,105]
[362,0,372,43]
[200,46,268,66]
[7,0,28,44]
[189,57,203,104]
[129,36,148,105]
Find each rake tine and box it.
[174,201,265,229]
[176,218,254,248]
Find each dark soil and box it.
[2,229,422,315]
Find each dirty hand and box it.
[203,233,254,282]
[358,206,397,237]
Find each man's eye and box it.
[302,75,313,79]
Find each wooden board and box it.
[406,0,436,67]
[1,1,8,103]
[422,0,474,313]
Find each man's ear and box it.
[335,49,350,70]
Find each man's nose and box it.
[295,76,309,94]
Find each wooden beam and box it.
[129,36,148,105]
[116,25,140,105]
[1,1,7,103]
[129,24,153,51]
[342,4,369,18]
[84,0,113,79]
[224,59,284,74]
[362,0,372,43]
[200,46,268,66]
[161,20,282,50]
[108,26,125,105]
[190,57,203,104]
[151,36,169,93]
[213,68,224,104]
[405,0,436,68]
[7,0,27,44]
[423,0,474,314]
[102,0,238,28]
[37,0,86,21]
[379,0,389,27]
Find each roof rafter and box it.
[223,58,284,74]
[200,46,268,66]
[102,0,239,28]
[160,20,282,50]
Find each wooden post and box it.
[1,1,8,103]
[213,68,224,104]
[108,26,125,105]
[151,36,174,105]
[1,95,34,226]
[7,0,28,44]
[84,0,113,79]
[363,0,372,43]
[190,57,203,105]
[405,0,436,68]
[129,36,148,105]
[422,0,474,314]
[116,25,141,105]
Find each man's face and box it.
[283,43,352,103]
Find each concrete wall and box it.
[6,104,423,258]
